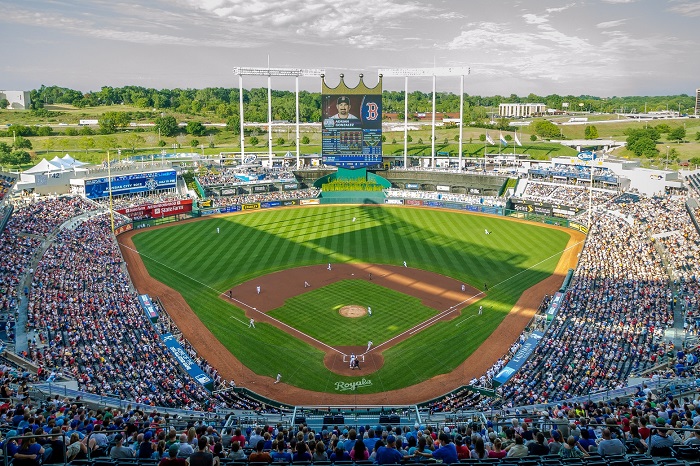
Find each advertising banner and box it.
[424,201,444,207]
[241,203,260,210]
[405,183,420,189]
[405,199,423,206]
[84,170,177,199]
[300,199,320,205]
[508,199,553,217]
[385,199,404,205]
[492,331,544,387]
[138,294,158,323]
[261,201,281,208]
[281,183,299,191]
[546,292,565,322]
[116,199,192,220]
[436,185,450,192]
[161,333,214,391]
[114,223,133,236]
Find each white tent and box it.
[61,154,87,167]
[50,156,73,170]
[22,158,64,174]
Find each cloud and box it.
[523,13,548,25]
[442,13,684,90]
[183,0,429,47]
[668,2,700,17]
[600,0,638,3]
[545,3,576,13]
[596,19,627,28]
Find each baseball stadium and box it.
[0,74,698,465]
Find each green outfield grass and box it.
[130,205,573,394]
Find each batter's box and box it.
[342,354,365,363]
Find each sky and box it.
[1,0,698,97]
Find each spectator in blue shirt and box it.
[376,436,405,465]
[432,433,459,464]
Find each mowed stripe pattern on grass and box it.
[130,206,571,393]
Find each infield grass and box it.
[268,280,437,346]
[129,205,574,394]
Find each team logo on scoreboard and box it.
[365,102,379,121]
[146,178,158,191]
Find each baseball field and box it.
[120,205,583,405]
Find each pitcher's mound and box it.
[339,305,367,318]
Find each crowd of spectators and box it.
[385,189,506,207]
[212,189,320,207]
[22,213,231,409]
[619,194,700,337]
[6,197,95,237]
[197,167,295,188]
[519,181,618,210]
[496,204,675,405]
[94,191,189,211]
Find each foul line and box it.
[119,242,344,356]
[368,239,584,354]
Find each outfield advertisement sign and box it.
[161,333,214,391]
[405,183,420,189]
[424,201,444,207]
[261,201,281,208]
[200,205,241,216]
[281,183,299,191]
[385,199,404,205]
[300,199,320,205]
[405,199,423,206]
[84,170,177,199]
[242,203,261,210]
[508,199,579,218]
[492,330,544,387]
[117,199,193,219]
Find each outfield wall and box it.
[116,193,587,236]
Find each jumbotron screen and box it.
[321,76,382,169]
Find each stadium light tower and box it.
[379,67,470,169]
[233,67,325,168]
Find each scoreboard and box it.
[321,76,382,169]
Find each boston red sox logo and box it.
[365,102,379,121]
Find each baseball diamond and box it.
[119,205,583,405]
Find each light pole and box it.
[666,145,670,170]
[379,66,470,169]
[233,66,324,168]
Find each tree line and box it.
[26,85,697,124]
